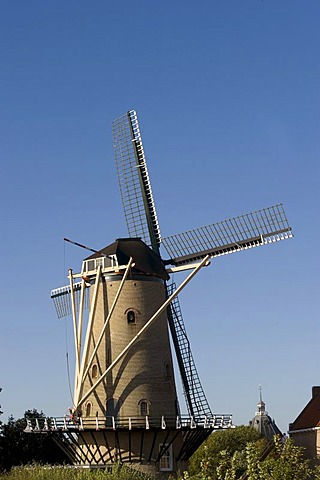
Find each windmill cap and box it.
[85,238,169,281]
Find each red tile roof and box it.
[290,387,320,430]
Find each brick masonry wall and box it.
[80,273,178,420]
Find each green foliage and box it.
[189,426,265,480]
[245,441,260,480]
[0,410,69,472]
[198,445,213,480]
[214,435,312,480]
[0,436,316,480]
[313,466,320,480]
[0,464,154,480]
[255,435,311,480]
[184,429,316,480]
[216,450,237,480]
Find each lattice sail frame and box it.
[112,110,161,252]
[167,282,212,418]
[162,204,292,265]
[51,283,89,319]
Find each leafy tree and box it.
[189,426,266,480]
[256,435,311,480]
[0,409,69,472]
[215,435,312,480]
[216,449,244,480]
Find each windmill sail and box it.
[112,110,161,252]
[167,282,212,418]
[162,204,293,266]
[113,110,212,418]
[51,283,89,319]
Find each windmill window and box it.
[127,310,136,324]
[92,364,98,378]
[95,258,103,268]
[139,400,148,416]
[85,402,92,418]
[159,444,173,471]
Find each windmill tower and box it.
[27,110,293,475]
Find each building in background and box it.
[289,386,320,468]
[249,387,282,441]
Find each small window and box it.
[159,444,173,471]
[95,257,103,268]
[127,310,136,324]
[85,402,92,417]
[139,400,148,416]
[92,364,98,378]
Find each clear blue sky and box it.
[0,0,319,434]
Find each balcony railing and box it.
[25,414,233,433]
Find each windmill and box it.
[26,110,293,475]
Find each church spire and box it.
[256,384,266,415]
[250,386,282,440]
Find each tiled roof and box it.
[290,387,320,431]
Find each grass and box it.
[0,464,155,480]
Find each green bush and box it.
[188,426,265,479]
